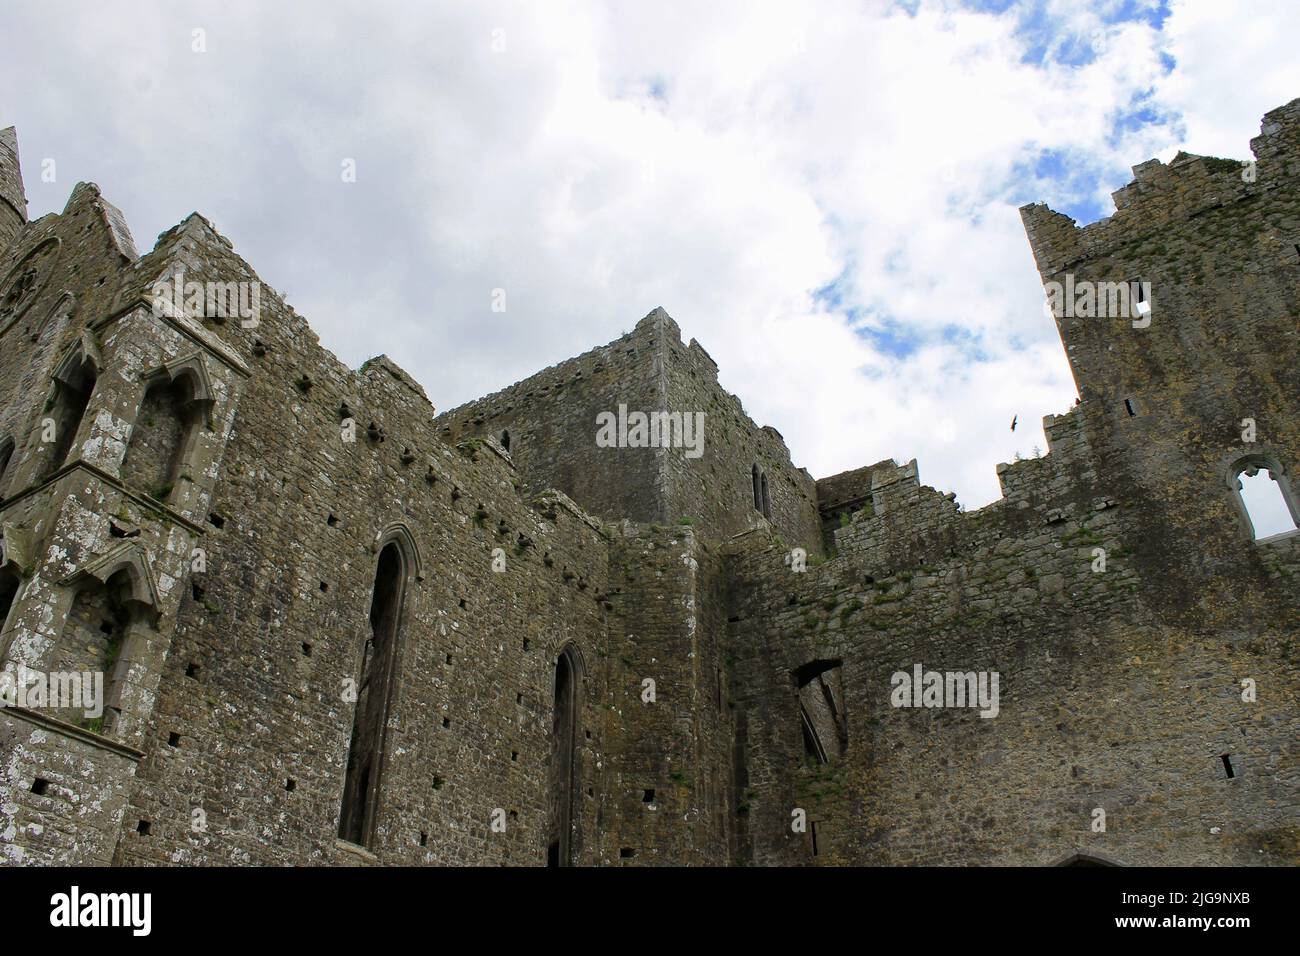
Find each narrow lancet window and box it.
[339,542,407,847]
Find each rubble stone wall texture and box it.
[0,101,1296,866]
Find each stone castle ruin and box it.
[0,101,1296,866]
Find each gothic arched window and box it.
[339,539,412,848]
[548,643,583,867]
[1230,457,1299,541]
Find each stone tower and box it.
[0,127,25,254]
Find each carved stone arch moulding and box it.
[0,236,62,337]
[1221,448,1300,539]
[374,521,424,582]
[58,541,162,623]
[554,640,591,701]
[140,350,220,427]
[52,330,103,387]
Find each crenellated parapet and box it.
[1020,97,1300,279]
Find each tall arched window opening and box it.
[547,644,582,867]
[339,541,408,847]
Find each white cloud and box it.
[5,0,1293,509]
[1155,0,1300,159]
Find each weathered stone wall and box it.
[598,523,734,864]
[0,185,251,862]
[434,311,666,528]
[660,318,824,552]
[96,220,623,865]
[815,460,892,548]
[727,414,1296,865]
[1,99,1296,869]
[0,708,139,866]
[1021,98,1300,629]
[436,307,822,552]
[725,99,1300,867]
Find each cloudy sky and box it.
[4,0,1298,512]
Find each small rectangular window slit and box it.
[1221,754,1235,778]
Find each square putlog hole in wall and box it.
[137,820,152,836]
[31,777,50,795]
[642,788,655,803]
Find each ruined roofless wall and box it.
[2,97,1296,869]
[724,101,1300,867]
[435,307,823,552]
[0,156,750,867]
